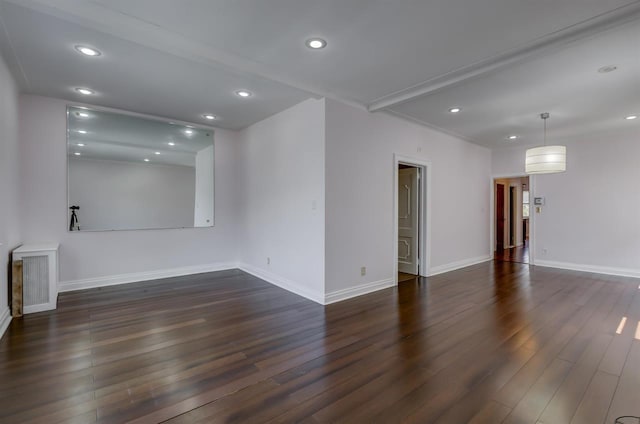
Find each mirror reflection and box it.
[67,106,214,231]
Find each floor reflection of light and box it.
[635,321,640,340]
[615,317,627,335]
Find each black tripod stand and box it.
[69,206,80,231]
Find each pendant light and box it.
[525,113,566,174]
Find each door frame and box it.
[393,154,431,284]
[490,174,536,265]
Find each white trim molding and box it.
[0,307,12,341]
[535,260,640,279]
[324,278,395,305]
[428,255,492,277]
[238,263,325,305]
[58,262,237,292]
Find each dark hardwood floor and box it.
[495,241,530,264]
[1,262,639,423]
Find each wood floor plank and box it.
[570,370,619,424]
[604,341,640,423]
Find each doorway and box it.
[394,155,430,285]
[398,164,420,280]
[494,176,530,264]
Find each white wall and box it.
[492,128,640,276]
[19,95,241,288]
[237,98,325,302]
[194,145,214,227]
[69,158,196,231]
[0,52,20,334]
[325,99,492,295]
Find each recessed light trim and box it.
[203,114,217,120]
[154,151,161,155]
[76,130,87,134]
[235,90,252,98]
[449,107,462,113]
[184,129,194,135]
[74,152,81,156]
[168,142,176,146]
[306,38,327,49]
[76,143,85,147]
[625,115,637,120]
[144,158,150,162]
[75,87,94,95]
[507,135,518,140]
[75,45,101,57]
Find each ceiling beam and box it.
[367,1,640,112]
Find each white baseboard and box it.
[428,255,492,276]
[534,260,640,279]
[324,278,395,305]
[58,262,238,292]
[0,307,11,341]
[238,263,324,305]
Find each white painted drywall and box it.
[237,98,325,301]
[492,128,640,275]
[0,51,20,330]
[194,145,214,227]
[325,99,492,293]
[68,157,196,231]
[18,95,241,284]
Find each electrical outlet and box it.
[361,266,366,276]
[267,257,271,265]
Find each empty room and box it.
[0,1,639,423]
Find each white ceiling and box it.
[390,20,640,148]
[1,0,638,146]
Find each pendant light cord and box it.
[540,112,550,146]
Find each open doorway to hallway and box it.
[398,164,421,282]
[494,176,530,264]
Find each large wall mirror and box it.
[67,106,214,231]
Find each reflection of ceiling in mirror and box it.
[67,107,213,167]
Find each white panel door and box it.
[398,167,419,274]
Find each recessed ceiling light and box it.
[77,112,89,118]
[76,130,87,134]
[625,115,637,120]
[74,152,81,156]
[203,114,217,120]
[235,90,252,98]
[144,158,150,162]
[75,45,101,57]
[75,87,94,95]
[597,65,617,73]
[449,107,462,113]
[184,129,194,135]
[168,142,175,146]
[306,38,327,49]
[507,135,518,140]
[154,151,161,155]
[76,143,85,147]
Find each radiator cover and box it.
[13,244,59,314]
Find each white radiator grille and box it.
[23,255,49,306]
